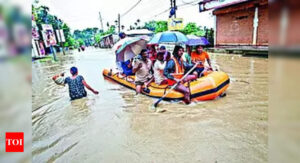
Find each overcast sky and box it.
[37,0,234,31]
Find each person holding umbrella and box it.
[163,45,197,104]
[191,45,213,77]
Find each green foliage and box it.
[64,36,76,47]
[179,23,204,36]
[77,39,84,46]
[144,21,156,31]
[33,5,77,47]
[154,21,168,33]
[94,33,102,43]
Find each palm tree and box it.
[136,19,140,28]
[134,22,138,28]
[121,25,125,30]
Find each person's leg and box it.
[136,85,142,94]
[183,75,197,83]
[195,67,204,77]
[175,84,191,104]
[145,77,154,87]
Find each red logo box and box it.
[6,132,24,152]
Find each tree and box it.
[155,21,168,33]
[180,23,205,36]
[144,21,156,31]
[134,22,138,28]
[136,19,140,28]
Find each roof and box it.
[214,0,250,10]
[213,0,267,15]
[125,29,154,35]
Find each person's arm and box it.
[132,62,142,73]
[163,60,175,80]
[52,72,64,81]
[127,60,132,68]
[205,52,212,70]
[82,79,99,94]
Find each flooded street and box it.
[32,48,268,162]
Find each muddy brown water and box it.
[32,48,268,162]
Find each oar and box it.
[153,62,199,108]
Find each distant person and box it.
[158,45,171,61]
[132,49,153,94]
[164,45,196,104]
[191,45,212,77]
[121,59,134,76]
[119,32,126,39]
[52,67,99,100]
[153,52,167,85]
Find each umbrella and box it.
[148,31,188,44]
[185,35,210,46]
[114,37,147,62]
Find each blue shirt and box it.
[64,75,87,100]
[121,60,133,76]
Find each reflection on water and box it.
[32,48,268,162]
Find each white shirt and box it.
[153,60,166,84]
[132,58,152,82]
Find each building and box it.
[213,0,268,48]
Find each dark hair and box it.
[140,49,147,56]
[160,45,166,50]
[70,66,78,75]
[157,52,165,57]
[195,45,203,53]
[172,45,184,57]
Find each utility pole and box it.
[99,12,104,31]
[170,0,177,18]
[118,13,120,33]
[174,0,176,18]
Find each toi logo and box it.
[6,132,24,152]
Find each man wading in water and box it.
[52,67,99,100]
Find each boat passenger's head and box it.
[157,52,164,61]
[173,45,184,58]
[196,45,203,54]
[140,49,148,61]
[186,45,191,54]
[159,45,166,53]
[70,66,78,76]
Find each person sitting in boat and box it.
[163,45,197,104]
[132,49,154,94]
[191,45,213,77]
[158,45,171,61]
[153,52,168,85]
[121,59,134,76]
[183,45,194,74]
[52,66,99,100]
[147,44,157,63]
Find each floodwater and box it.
[32,48,268,162]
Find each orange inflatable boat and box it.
[103,69,230,101]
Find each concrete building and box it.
[213,0,268,48]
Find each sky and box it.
[36,0,235,31]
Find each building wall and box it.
[216,8,255,46]
[257,5,268,45]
